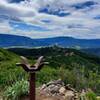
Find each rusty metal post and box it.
[16,56,48,100]
[30,73,35,100]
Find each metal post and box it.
[16,56,48,100]
[30,73,35,100]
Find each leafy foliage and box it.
[86,91,97,100]
[0,48,27,87]
[4,79,29,100]
[0,46,100,96]
[80,90,97,100]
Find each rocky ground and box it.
[36,79,79,100]
[0,79,98,100]
[20,79,79,100]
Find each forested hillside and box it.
[0,47,100,97]
[8,46,100,94]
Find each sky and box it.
[0,0,100,39]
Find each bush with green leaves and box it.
[36,66,60,86]
[4,79,29,100]
[86,90,97,100]
[80,90,97,100]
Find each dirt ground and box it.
[20,94,63,100]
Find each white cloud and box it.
[0,0,100,39]
[0,0,36,17]
[0,21,13,33]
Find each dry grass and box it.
[97,96,100,100]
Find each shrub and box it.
[80,90,97,100]
[4,79,29,100]
[86,90,97,100]
[36,66,59,85]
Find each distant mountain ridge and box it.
[82,48,100,57]
[0,34,100,48]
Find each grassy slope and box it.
[0,48,27,87]
[0,47,100,94]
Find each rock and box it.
[64,90,74,100]
[74,93,79,100]
[49,85,60,94]
[70,52,74,56]
[46,79,64,86]
[65,84,77,95]
[59,87,66,95]
[40,84,46,90]
[39,79,79,100]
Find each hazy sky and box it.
[0,0,100,39]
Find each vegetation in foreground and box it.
[0,46,100,99]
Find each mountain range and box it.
[0,34,100,48]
